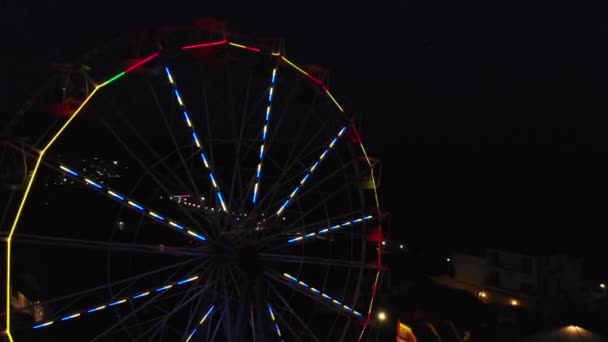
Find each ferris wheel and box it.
[3,20,384,341]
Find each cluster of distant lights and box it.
[58,165,206,242]
[267,305,284,342]
[185,305,216,342]
[164,66,228,213]
[287,215,373,244]
[174,197,250,219]
[32,275,199,329]
[252,67,278,205]
[49,159,121,187]
[276,127,347,216]
[282,273,363,318]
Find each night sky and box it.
[3,1,608,252]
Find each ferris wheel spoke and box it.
[180,276,216,341]
[266,303,286,342]
[113,283,205,339]
[260,254,373,269]
[142,284,212,341]
[267,279,321,342]
[252,66,278,206]
[18,140,205,237]
[185,305,216,342]
[278,210,370,237]
[128,267,218,342]
[268,271,364,321]
[250,73,327,214]
[206,304,226,340]
[95,100,200,207]
[106,263,216,340]
[275,126,347,217]
[89,280,207,342]
[164,66,229,213]
[145,79,204,204]
[11,233,205,257]
[269,302,305,342]
[254,156,353,231]
[256,119,331,214]
[55,162,208,242]
[32,272,202,330]
[283,215,374,245]
[220,268,236,341]
[95,116,214,234]
[257,179,360,246]
[20,257,200,317]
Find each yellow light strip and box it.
[228,42,247,49]
[324,88,344,112]
[281,56,309,76]
[4,79,112,340]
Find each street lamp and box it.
[377,311,387,322]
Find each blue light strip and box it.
[59,165,79,176]
[267,304,285,342]
[287,215,373,244]
[31,275,200,329]
[87,305,106,313]
[108,299,126,307]
[60,313,80,321]
[155,285,173,292]
[132,291,150,300]
[253,67,278,205]
[164,66,228,212]
[282,273,363,318]
[177,276,199,285]
[276,126,348,215]
[84,178,102,189]
[186,305,215,342]
[58,163,206,241]
[187,230,207,242]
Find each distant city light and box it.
[382,241,386,246]
[601,283,606,289]
[446,257,451,262]
[477,291,487,299]
[399,244,404,249]
[510,299,519,306]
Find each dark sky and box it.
[3,1,608,250]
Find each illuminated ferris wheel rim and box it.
[4,31,384,342]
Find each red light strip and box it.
[125,52,160,73]
[307,74,324,85]
[181,39,228,50]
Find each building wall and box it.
[435,248,583,315]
